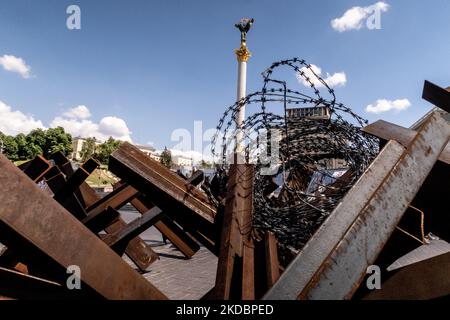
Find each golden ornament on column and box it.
[234,18,254,62]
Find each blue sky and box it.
[1,0,450,156]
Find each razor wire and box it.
[210,58,379,264]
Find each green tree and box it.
[23,130,44,159]
[80,137,97,162]
[0,132,19,161]
[160,147,172,168]
[1,127,72,161]
[44,127,73,158]
[3,135,19,161]
[15,133,29,160]
[94,137,122,165]
[27,128,46,150]
[200,160,213,168]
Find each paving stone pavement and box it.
[120,210,218,300]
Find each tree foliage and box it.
[0,127,73,161]
[0,126,127,167]
[43,127,73,158]
[160,146,172,168]
[0,132,19,161]
[93,137,122,165]
[80,137,97,162]
[200,160,213,168]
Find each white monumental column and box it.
[234,18,253,162]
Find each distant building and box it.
[287,106,331,120]
[149,153,161,162]
[318,158,347,170]
[287,106,346,169]
[71,137,92,160]
[172,155,193,167]
[71,138,156,162]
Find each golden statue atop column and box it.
[234,18,254,62]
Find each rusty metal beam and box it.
[83,207,120,234]
[266,111,450,300]
[50,152,99,208]
[155,216,200,257]
[82,183,138,226]
[187,170,204,186]
[53,159,99,203]
[20,156,52,182]
[103,207,163,254]
[85,183,138,217]
[44,166,88,220]
[362,120,450,164]
[0,266,77,299]
[130,196,200,258]
[108,143,216,232]
[0,154,167,300]
[49,152,158,272]
[422,80,450,112]
[298,111,450,299]
[365,251,450,300]
[241,240,255,300]
[264,140,406,300]
[264,231,280,288]
[211,164,254,300]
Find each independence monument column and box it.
[234,18,254,160]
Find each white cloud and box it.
[0,100,45,135]
[297,64,347,88]
[63,105,91,119]
[0,54,32,78]
[331,2,389,32]
[98,117,131,140]
[50,106,132,142]
[50,117,99,138]
[365,98,411,114]
[0,101,133,141]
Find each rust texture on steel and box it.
[44,166,89,220]
[0,154,167,299]
[241,239,255,300]
[85,183,139,218]
[130,196,200,258]
[83,184,138,225]
[109,143,217,238]
[264,231,280,288]
[0,266,77,299]
[365,251,450,300]
[299,111,450,299]
[102,214,159,264]
[103,207,163,252]
[49,152,158,271]
[187,170,204,187]
[422,80,450,112]
[20,156,52,182]
[212,164,254,300]
[362,120,450,165]
[83,207,120,233]
[264,140,406,300]
[50,152,100,208]
[53,159,99,203]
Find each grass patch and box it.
[86,169,118,186]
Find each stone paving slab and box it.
[120,210,217,300]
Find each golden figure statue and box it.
[234,18,254,62]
